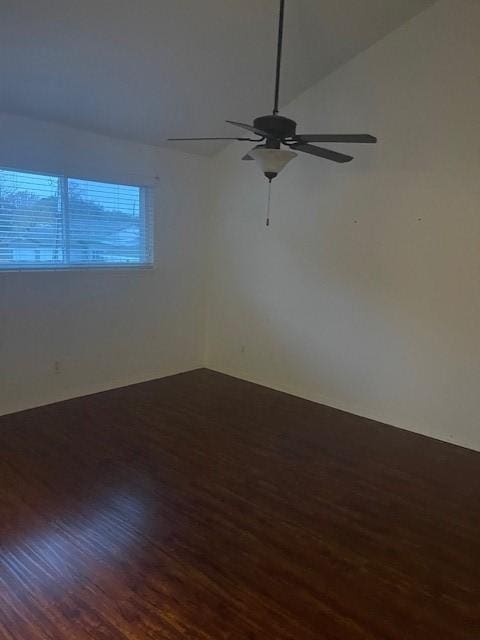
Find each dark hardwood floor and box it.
[0,369,479,639]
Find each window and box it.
[0,168,153,270]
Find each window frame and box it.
[0,166,154,273]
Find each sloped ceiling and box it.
[0,0,436,155]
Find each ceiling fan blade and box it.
[226,120,269,138]
[168,136,254,141]
[290,143,353,163]
[295,134,377,144]
[242,153,254,161]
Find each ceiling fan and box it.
[168,0,377,182]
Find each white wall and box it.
[205,0,480,451]
[0,113,209,415]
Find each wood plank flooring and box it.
[0,368,479,639]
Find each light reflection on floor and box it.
[0,490,151,593]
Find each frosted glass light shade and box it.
[250,147,297,180]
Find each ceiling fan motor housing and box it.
[254,115,296,140]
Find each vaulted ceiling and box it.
[1,0,436,155]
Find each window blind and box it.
[0,168,153,270]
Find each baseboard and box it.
[205,365,479,453]
[0,364,204,418]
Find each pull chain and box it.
[266,179,272,227]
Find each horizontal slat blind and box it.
[0,170,64,266]
[0,168,153,269]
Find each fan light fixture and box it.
[168,0,377,222]
[249,146,297,182]
[169,0,377,178]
